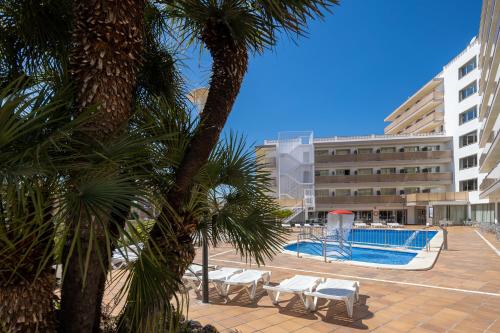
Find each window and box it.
[403,146,419,152]
[380,188,396,195]
[336,189,351,197]
[336,149,350,155]
[422,145,440,151]
[336,169,350,176]
[358,148,373,154]
[459,106,478,125]
[459,81,477,101]
[357,168,373,175]
[459,57,477,79]
[422,166,440,173]
[401,167,420,174]
[315,149,329,156]
[459,155,477,170]
[404,187,420,194]
[459,131,477,147]
[357,188,373,196]
[460,178,477,191]
[315,170,329,177]
[380,168,396,174]
[380,147,396,153]
[315,189,329,197]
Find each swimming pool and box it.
[284,241,418,265]
[347,229,437,250]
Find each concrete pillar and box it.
[495,201,499,224]
[467,203,472,220]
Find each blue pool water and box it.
[346,229,437,250]
[284,242,417,265]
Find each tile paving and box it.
[184,227,500,332]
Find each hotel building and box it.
[258,11,500,224]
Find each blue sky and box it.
[180,0,482,145]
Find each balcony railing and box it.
[406,192,469,203]
[315,172,453,184]
[316,195,404,205]
[385,91,444,133]
[315,150,452,164]
[403,112,444,134]
[480,178,496,192]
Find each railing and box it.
[297,227,352,261]
[349,228,433,251]
[315,150,452,164]
[315,172,453,184]
[316,195,404,205]
[406,192,469,203]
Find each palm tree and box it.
[142,0,338,313]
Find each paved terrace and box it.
[185,227,500,333]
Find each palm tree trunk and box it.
[0,269,57,333]
[60,0,144,331]
[148,17,248,286]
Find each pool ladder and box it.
[297,227,352,262]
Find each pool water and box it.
[284,241,418,265]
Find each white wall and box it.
[442,39,488,204]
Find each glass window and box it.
[402,167,420,174]
[336,169,350,176]
[335,189,351,197]
[315,189,329,197]
[403,146,419,152]
[315,170,329,177]
[459,57,477,79]
[380,168,396,174]
[380,147,396,153]
[380,188,397,195]
[459,178,478,191]
[357,168,373,175]
[357,188,373,196]
[336,149,350,155]
[358,148,372,154]
[459,106,478,125]
[459,155,477,170]
[421,166,440,173]
[404,187,420,194]
[459,81,477,101]
[471,203,495,223]
[315,149,329,156]
[459,131,477,147]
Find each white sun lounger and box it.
[183,267,242,290]
[216,269,271,301]
[303,223,312,227]
[370,222,385,228]
[281,223,292,229]
[264,275,322,308]
[387,222,403,228]
[354,222,367,228]
[304,278,360,317]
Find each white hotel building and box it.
[258,5,500,224]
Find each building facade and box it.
[258,26,499,225]
[478,0,500,223]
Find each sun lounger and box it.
[304,278,360,317]
[370,222,385,228]
[304,223,312,227]
[354,222,367,228]
[216,269,271,301]
[183,267,242,290]
[281,223,292,229]
[293,223,301,228]
[387,222,403,228]
[264,275,322,308]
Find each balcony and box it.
[406,192,469,203]
[316,195,404,205]
[315,172,453,184]
[480,178,495,192]
[315,150,452,164]
[385,91,444,134]
[402,112,444,134]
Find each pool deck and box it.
[184,226,500,332]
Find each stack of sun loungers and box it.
[182,266,360,317]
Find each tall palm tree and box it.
[143,0,338,311]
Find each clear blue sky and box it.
[180,0,482,145]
